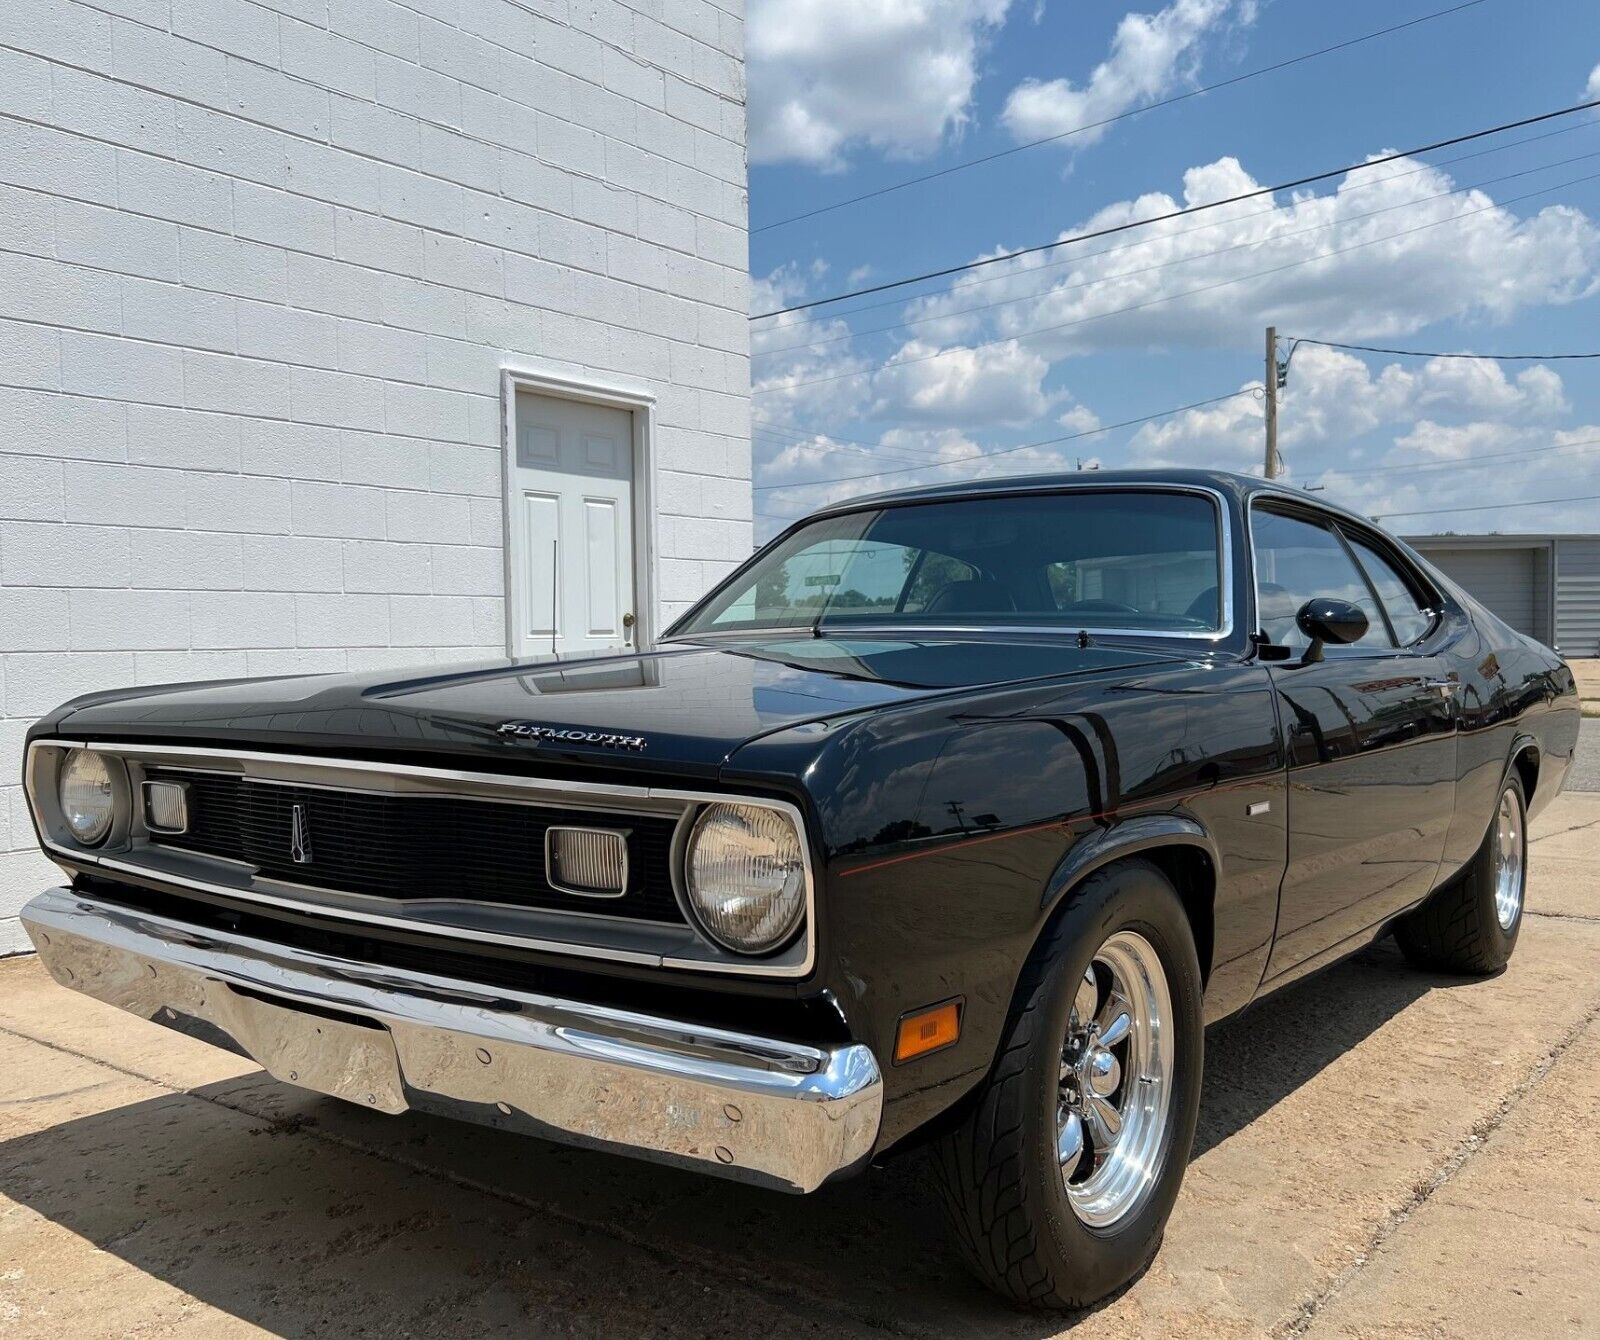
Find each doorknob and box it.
[622,612,635,628]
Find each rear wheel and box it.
[931,860,1203,1310]
[1396,772,1526,975]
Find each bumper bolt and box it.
[496,1101,512,1116]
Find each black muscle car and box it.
[18,469,1581,1310]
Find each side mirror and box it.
[1295,598,1368,665]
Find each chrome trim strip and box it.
[1245,494,1446,652]
[667,482,1237,645]
[25,740,817,980]
[20,888,880,1193]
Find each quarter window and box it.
[1251,510,1391,651]
[1345,535,1434,646]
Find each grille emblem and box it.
[290,803,313,864]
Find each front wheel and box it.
[1396,772,1527,975]
[931,860,1204,1310]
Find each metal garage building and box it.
[1404,534,1600,657]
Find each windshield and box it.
[676,489,1224,637]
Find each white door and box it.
[509,390,637,659]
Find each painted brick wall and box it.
[0,0,751,953]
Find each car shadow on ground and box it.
[1,936,1484,1337]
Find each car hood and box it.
[50,635,1189,779]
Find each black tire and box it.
[1395,771,1526,975]
[931,859,1204,1311]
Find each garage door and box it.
[1422,547,1537,635]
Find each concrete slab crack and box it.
[1273,993,1600,1338]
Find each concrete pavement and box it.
[1567,717,1600,793]
[2,792,1598,1337]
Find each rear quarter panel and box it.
[1424,581,1581,873]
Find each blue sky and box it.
[741,0,1600,539]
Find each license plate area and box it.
[218,983,408,1113]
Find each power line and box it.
[755,426,947,461]
[750,0,1495,234]
[794,118,1600,329]
[751,98,1600,320]
[1375,490,1600,519]
[753,427,947,466]
[754,145,1600,361]
[1290,337,1600,361]
[757,166,1600,394]
[754,419,899,452]
[1328,435,1600,480]
[751,436,1600,519]
[754,389,1253,493]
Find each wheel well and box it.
[1141,845,1216,986]
[1512,744,1539,803]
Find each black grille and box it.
[145,769,685,923]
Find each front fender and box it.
[729,660,1283,1154]
[1041,814,1219,918]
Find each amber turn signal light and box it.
[894,998,962,1064]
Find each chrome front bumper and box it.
[20,888,883,1193]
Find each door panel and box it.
[519,491,560,645]
[510,390,636,659]
[1249,506,1458,985]
[1264,655,1458,982]
[583,497,621,638]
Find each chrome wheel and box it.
[1493,786,1525,931]
[1056,929,1174,1229]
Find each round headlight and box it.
[59,749,116,846]
[685,802,807,954]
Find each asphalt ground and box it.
[2,789,1598,1337]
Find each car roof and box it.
[806,468,1382,530]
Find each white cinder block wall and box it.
[0,0,752,954]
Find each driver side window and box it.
[1251,510,1392,652]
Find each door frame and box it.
[499,363,658,659]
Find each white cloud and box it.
[1002,0,1232,147]
[1058,403,1101,434]
[871,338,1056,423]
[1129,346,1573,469]
[747,0,1012,169]
[903,154,1600,356]
[1123,344,1600,530]
[755,425,1107,530]
[1587,61,1600,102]
[752,264,1061,433]
[750,265,875,432]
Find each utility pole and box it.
[1264,325,1280,479]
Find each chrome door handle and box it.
[1425,679,1459,697]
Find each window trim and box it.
[1333,522,1445,650]
[664,483,1236,645]
[1246,497,1445,657]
